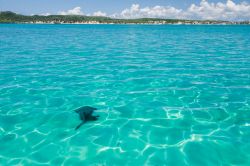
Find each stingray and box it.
[74,106,99,130]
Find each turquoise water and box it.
[0,24,250,165]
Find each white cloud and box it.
[40,13,51,16]
[50,1,250,20]
[115,4,182,19]
[58,7,84,15]
[113,0,250,21]
[185,0,250,20]
[93,11,107,17]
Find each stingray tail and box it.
[75,121,85,130]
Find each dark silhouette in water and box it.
[74,106,99,130]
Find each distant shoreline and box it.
[1,23,250,25]
[1,11,250,25]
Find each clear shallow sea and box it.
[0,24,250,165]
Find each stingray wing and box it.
[74,107,82,113]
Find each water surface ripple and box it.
[0,24,250,165]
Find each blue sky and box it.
[1,0,250,20]
[0,0,247,14]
